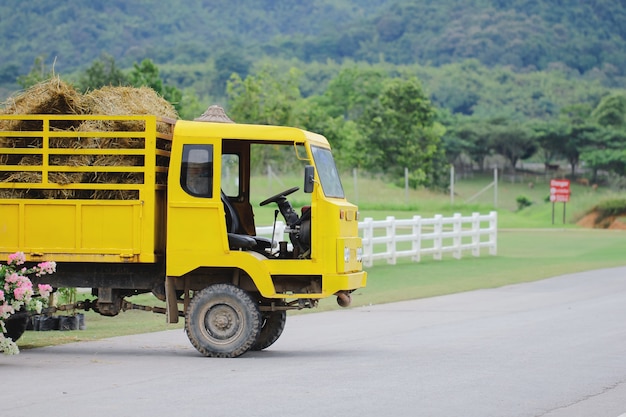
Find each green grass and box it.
[16,172,626,349]
[17,294,184,349]
[343,228,626,309]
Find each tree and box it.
[489,120,537,171]
[295,97,365,169]
[320,66,386,120]
[213,50,251,97]
[129,59,183,111]
[558,105,597,177]
[443,115,492,171]
[226,65,305,173]
[226,65,302,126]
[582,94,626,182]
[592,93,626,129]
[77,53,127,92]
[532,121,571,170]
[17,56,56,89]
[581,128,626,182]
[359,77,448,189]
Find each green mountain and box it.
[1,0,625,98]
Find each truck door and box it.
[167,140,227,276]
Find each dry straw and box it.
[0,78,178,199]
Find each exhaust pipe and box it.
[335,291,352,307]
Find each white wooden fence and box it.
[358,212,497,267]
[256,211,498,267]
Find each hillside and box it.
[1,0,625,101]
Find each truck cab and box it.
[165,119,366,356]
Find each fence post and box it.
[450,165,455,205]
[411,215,422,262]
[489,211,498,255]
[386,216,397,265]
[434,214,443,260]
[453,213,462,259]
[471,212,480,257]
[362,217,374,267]
[353,167,358,204]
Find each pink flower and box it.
[0,289,4,302]
[38,284,52,298]
[7,252,26,266]
[0,303,15,317]
[35,261,56,276]
[13,282,33,301]
[5,272,21,284]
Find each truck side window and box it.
[181,145,213,198]
[221,154,240,197]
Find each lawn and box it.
[342,228,626,310]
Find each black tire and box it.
[251,310,286,351]
[185,284,261,358]
[3,311,29,342]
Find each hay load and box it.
[0,76,85,118]
[0,78,178,199]
[0,76,85,141]
[82,85,177,134]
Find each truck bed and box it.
[0,114,174,263]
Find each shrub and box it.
[516,195,533,211]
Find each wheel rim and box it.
[201,303,244,345]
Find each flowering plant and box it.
[0,252,55,355]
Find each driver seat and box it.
[221,190,273,252]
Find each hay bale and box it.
[77,119,145,149]
[78,86,177,199]
[0,76,85,132]
[83,86,177,133]
[1,82,178,200]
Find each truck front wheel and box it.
[185,284,261,358]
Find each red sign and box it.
[550,179,570,203]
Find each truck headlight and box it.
[356,247,363,263]
[344,247,350,263]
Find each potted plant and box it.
[1,252,54,355]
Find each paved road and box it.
[2,267,626,417]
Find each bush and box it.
[516,195,533,211]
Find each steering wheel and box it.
[259,186,300,206]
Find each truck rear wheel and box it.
[185,284,261,358]
[251,310,286,351]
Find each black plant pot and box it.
[59,315,78,331]
[58,314,86,331]
[77,313,86,330]
[2,311,29,341]
[37,315,60,331]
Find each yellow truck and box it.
[0,111,366,357]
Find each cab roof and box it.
[174,120,331,148]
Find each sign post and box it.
[549,179,570,224]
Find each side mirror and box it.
[303,165,315,193]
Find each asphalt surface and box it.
[1,267,626,417]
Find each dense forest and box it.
[2,0,626,189]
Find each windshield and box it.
[311,146,344,198]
